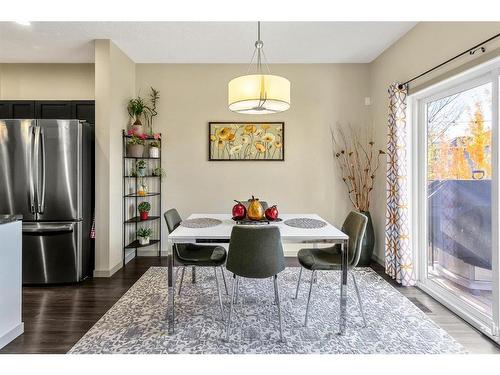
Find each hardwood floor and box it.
[1,257,499,354]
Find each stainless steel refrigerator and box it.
[0,119,94,284]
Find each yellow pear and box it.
[247,196,264,220]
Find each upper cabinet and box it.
[0,100,94,124]
[35,101,72,119]
[0,101,36,119]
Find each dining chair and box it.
[294,211,368,328]
[164,208,228,320]
[225,226,285,341]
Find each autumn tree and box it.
[466,103,491,178]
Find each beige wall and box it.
[369,22,500,264]
[136,63,371,247]
[0,63,94,99]
[94,40,136,276]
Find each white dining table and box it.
[166,213,349,335]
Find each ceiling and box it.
[0,22,416,63]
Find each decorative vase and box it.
[358,211,375,266]
[127,144,144,158]
[131,123,144,136]
[137,166,147,177]
[149,146,160,158]
[138,236,150,245]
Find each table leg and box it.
[338,238,348,335]
[167,239,176,334]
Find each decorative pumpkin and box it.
[247,196,264,220]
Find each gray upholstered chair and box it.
[225,226,285,341]
[294,211,368,327]
[164,208,228,320]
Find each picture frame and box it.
[208,122,285,161]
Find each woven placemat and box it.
[284,218,327,229]
[180,218,222,228]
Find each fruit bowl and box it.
[232,217,283,225]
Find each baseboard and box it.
[0,322,24,349]
[93,260,123,278]
[371,252,385,267]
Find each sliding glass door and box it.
[413,58,499,339]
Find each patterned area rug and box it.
[69,267,466,354]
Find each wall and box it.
[0,63,94,99]
[135,63,371,249]
[369,22,500,264]
[94,40,136,276]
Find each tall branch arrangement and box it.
[331,124,385,212]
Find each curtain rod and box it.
[398,33,500,90]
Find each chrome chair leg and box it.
[221,267,228,295]
[304,270,316,327]
[293,267,303,300]
[273,275,284,342]
[351,272,367,327]
[178,266,186,296]
[191,266,196,284]
[234,274,240,304]
[214,267,225,321]
[225,275,238,341]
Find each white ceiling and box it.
[0,22,416,63]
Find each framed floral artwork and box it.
[208,122,284,161]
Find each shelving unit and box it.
[122,130,162,266]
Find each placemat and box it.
[284,217,327,229]
[180,218,222,228]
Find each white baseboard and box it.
[0,322,24,349]
[93,260,123,278]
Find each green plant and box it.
[137,227,152,238]
[150,140,161,148]
[127,135,145,146]
[138,201,151,213]
[128,97,148,125]
[152,167,166,179]
[128,87,160,132]
[136,160,147,169]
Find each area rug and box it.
[69,267,466,354]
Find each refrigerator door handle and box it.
[38,127,46,214]
[28,125,36,214]
[22,223,74,234]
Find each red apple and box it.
[265,205,279,221]
[232,200,247,220]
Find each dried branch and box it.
[331,123,385,212]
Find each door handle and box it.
[22,224,74,233]
[28,126,37,214]
[38,128,46,214]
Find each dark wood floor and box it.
[1,257,499,354]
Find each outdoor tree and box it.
[466,103,491,178]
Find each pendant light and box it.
[228,22,291,114]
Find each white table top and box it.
[168,213,347,244]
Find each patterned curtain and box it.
[385,83,415,286]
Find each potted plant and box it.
[149,133,161,158]
[331,124,385,266]
[127,97,148,135]
[152,166,166,179]
[127,133,146,158]
[138,201,151,221]
[136,160,147,177]
[137,227,152,245]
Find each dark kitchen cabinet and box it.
[72,101,95,124]
[35,101,72,119]
[0,100,94,124]
[0,100,36,119]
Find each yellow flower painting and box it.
[209,122,284,161]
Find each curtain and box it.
[385,83,415,286]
